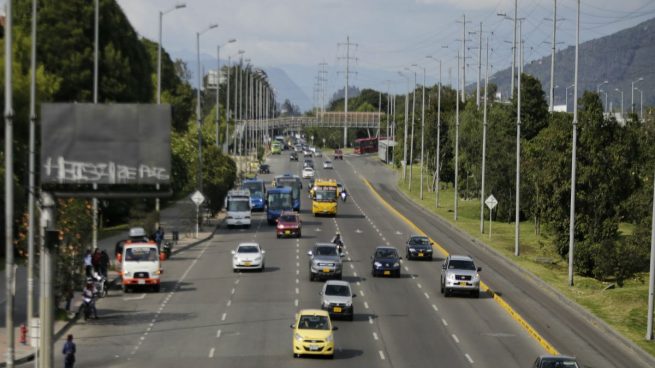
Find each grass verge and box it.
[394,164,655,357]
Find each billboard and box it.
[40,103,172,186]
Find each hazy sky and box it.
[5,1,653,104]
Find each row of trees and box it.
[314,76,653,286]
[1,0,240,304]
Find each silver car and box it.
[440,255,481,298]
[322,160,333,169]
[308,243,343,281]
[320,280,356,320]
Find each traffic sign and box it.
[485,195,498,210]
[191,190,205,206]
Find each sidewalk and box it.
[0,201,224,367]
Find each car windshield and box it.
[276,178,301,200]
[540,360,579,368]
[125,247,158,262]
[315,246,337,256]
[298,315,330,330]
[238,245,259,253]
[375,249,398,258]
[325,284,351,297]
[409,237,430,246]
[228,200,250,211]
[260,164,269,170]
[449,260,476,270]
[279,215,297,223]
[242,182,264,197]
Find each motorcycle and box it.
[161,240,173,259]
[90,273,108,298]
[340,191,348,202]
[332,236,344,256]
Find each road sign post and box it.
[485,195,498,239]
[191,190,206,238]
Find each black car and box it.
[259,164,270,174]
[532,355,579,368]
[303,159,314,169]
[405,235,433,260]
[371,246,402,277]
[290,152,299,161]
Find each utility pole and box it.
[436,60,442,207]
[338,36,358,148]
[456,15,470,103]
[476,22,482,108]
[420,67,426,200]
[480,36,489,234]
[647,169,655,340]
[568,0,580,287]
[92,0,99,253]
[409,69,416,192]
[5,0,15,365]
[455,51,461,221]
[399,71,410,181]
[549,0,557,112]
[319,62,328,113]
[512,0,518,96]
[225,56,231,154]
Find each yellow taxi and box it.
[290,309,337,358]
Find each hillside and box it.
[489,17,655,110]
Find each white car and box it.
[322,160,333,169]
[302,167,315,179]
[232,243,265,272]
[314,149,323,157]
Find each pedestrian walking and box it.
[99,249,110,277]
[62,334,76,368]
[154,226,164,248]
[83,249,93,277]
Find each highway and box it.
[32,150,649,368]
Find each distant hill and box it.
[489,17,655,110]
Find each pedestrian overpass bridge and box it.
[239,111,383,131]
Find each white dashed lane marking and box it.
[372,332,378,340]
[452,334,460,344]
[432,304,438,312]
[465,353,474,364]
[221,313,227,321]
[216,329,221,338]
[442,318,448,326]
[379,350,386,360]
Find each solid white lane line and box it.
[465,353,474,364]
[372,332,378,340]
[432,304,438,312]
[424,292,430,299]
[442,318,448,326]
[216,329,222,338]
[379,350,386,360]
[364,301,369,309]
[452,334,460,344]
[226,300,232,307]
[221,313,227,321]
[209,348,215,358]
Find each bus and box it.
[271,141,283,154]
[266,187,293,225]
[226,189,252,228]
[274,174,302,212]
[311,179,338,216]
[353,137,379,154]
[241,179,266,211]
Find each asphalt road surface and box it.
[28,150,652,368]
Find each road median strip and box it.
[360,177,559,356]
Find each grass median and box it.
[394,163,654,357]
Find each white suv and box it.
[440,255,481,298]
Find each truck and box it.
[241,179,266,211]
[271,141,283,154]
[311,179,338,216]
[266,186,293,225]
[226,189,252,228]
[333,148,343,160]
[122,241,162,292]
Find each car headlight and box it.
[474,273,480,281]
[294,333,303,342]
[277,225,284,229]
[326,334,333,343]
[393,262,400,267]
[447,273,456,281]
[323,301,330,308]
[374,261,382,268]
[409,248,416,252]
[345,301,352,307]
[254,256,262,261]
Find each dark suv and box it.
[290,152,299,161]
[371,246,402,277]
[405,235,433,260]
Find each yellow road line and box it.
[361,178,559,356]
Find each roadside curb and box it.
[381,176,655,367]
[0,217,223,368]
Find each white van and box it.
[226,189,252,228]
[122,242,162,292]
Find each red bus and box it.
[353,137,379,154]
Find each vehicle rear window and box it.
[375,249,398,258]
[409,237,430,245]
[238,246,259,253]
[448,260,476,270]
[280,215,297,222]
[315,246,337,256]
[125,247,158,261]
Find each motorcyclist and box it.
[331,232,344,254]
[82,281,98,319]
[340,188,348,202]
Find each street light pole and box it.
[420,67,426,200]
[565,84,574,112]
[568,0,581,287]
[632,77,644,114]
[409,68,417,192]
[647,169,655,340]
[480,37,489,233]
[5,0,15,365]
[215,39,236,150]
[455,51,461,221]
[27,0,38,347]
[515,21,522,256]
[615,88,624,116]
[196,23,219,193]
[92,0,99,253]
[427,56,442,208]
[399,71,410,181]
[549,0,557,112]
